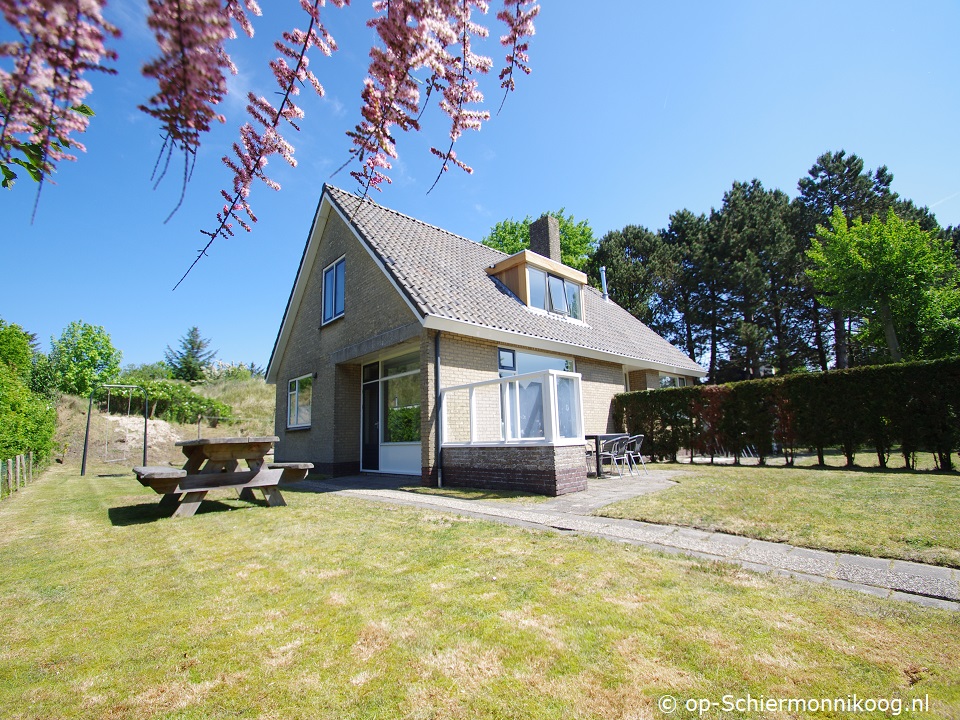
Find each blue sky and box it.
[5,0,959,370]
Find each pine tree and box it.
[165,327,217,382]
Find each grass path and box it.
[1,464,958,719]
[598,465,960,568]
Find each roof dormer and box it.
[486,214,588,321]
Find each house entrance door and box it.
[360,352,421,475]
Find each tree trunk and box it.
[879,301,902,362]
[811,296,828,371]
[832,309,848,369]
[772,300,787,374]
[708,303,719,383]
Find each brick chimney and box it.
[529,215,561,264]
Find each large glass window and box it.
[565,281,582,319]
[287,375,312,428]
[504,349,573,376]
[379,352,421,444]
[525,266,583,320]
[322,257,345,324]
[547,275,567,315]
[498,349,573,441]
[527,266,547,311]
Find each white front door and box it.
[361,351,421,475]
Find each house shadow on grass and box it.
[287,473,553,504]
[108,497,264,526]
[286,473,412,494]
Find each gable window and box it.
[526,266,582,320]
[322,257,345,324]
[287,375,313,428]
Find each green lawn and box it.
[599,464,960,567]
[1,464,959,719]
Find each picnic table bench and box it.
[133,436,312,518]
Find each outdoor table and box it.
[584,433,628,478]
[133,436,312,518]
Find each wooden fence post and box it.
[7,459,13,493]
[16,455,22,490]
[29,451,33,483]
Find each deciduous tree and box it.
[794,150,898,368]
[49,320,122,395]
[483,209,596,270]
[807,208,960,362]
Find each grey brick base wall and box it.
[313,460,361,477]
[440,445,588,496]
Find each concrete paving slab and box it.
[736,541,797,567]
[777,548,838,577]
[828,578,893,599]
[889,592,960,611]
[889,559,957,583]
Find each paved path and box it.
[299,472,959,611]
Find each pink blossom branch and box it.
[342,0,430,196]
[0,0,118,200]
[344,0,537,196]
[174,0,344,290]
[495,0,537,113]
[140,0,258,221]
[427,0,491,193]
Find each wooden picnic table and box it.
[133,436,312,518]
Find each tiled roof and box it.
[325,185,705,374]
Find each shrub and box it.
[93,379,233,426]
[0,364,56,462]
[614,357,960,468]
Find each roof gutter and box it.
[421,314,706,377]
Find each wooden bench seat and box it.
[133,466,187,487]
[267,462,313,471]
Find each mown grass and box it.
[598,464,960,567]
[1,463,958,719]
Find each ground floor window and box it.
[498,348,575,440]
[287,375,312,428]
[363,351,421,445]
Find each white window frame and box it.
[287,374,313,429]
[321,256,346,325]
[525,266,583,320]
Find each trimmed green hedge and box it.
[613,357,960,470]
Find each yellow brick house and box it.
[266,185,704,495]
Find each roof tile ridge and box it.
[324,184,510,259]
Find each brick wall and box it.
[272,210,419,473]
[578,357,627,433]
[442,444,588,496]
